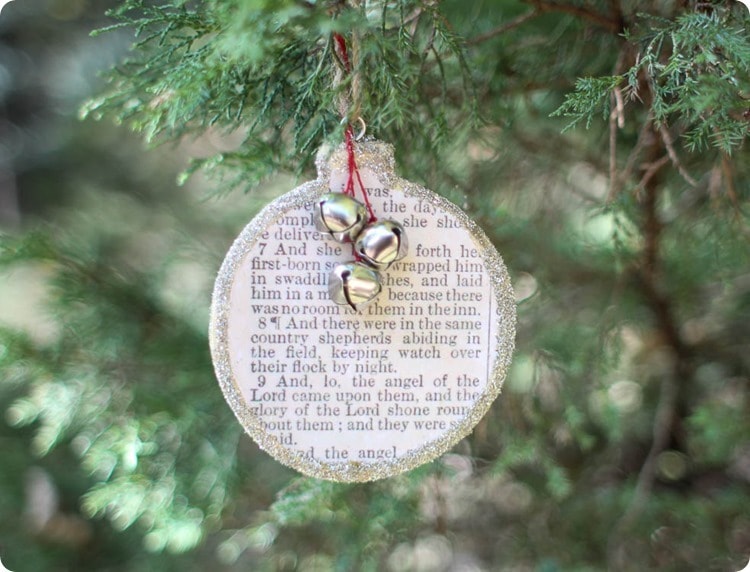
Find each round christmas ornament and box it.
[209,138,516,482]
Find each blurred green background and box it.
[0,1,749,571]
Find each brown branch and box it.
[420,21,438,70]
[642,163,661,278]
[657,123,698,187]
[468,0,626,44]
[610,260,689,567]
[638,155,670,198]
[526,0,622,33]
[606,46,630,201]
[609,368,678,562]
[638,260,688,360]
[608,0,626,34]
[608,134,692,566]
[721,153,740,210]
[608,94,618,200]
[607,87,626,199]
[467,10,540,45]
[618,114,654,193]
[709,163,722,202]
[613,87,625,128]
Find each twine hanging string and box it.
[332,32,377,225]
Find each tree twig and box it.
[609,94,618,200]
[606,46,630,201]
[641,164,663,288]
[658,123,698,187]
[617,114,654,194]
[467,10,539,45]
[608,367,678,567]
[420,22,438,72]
[608,134,692,567]
[526,0,622,33]
[721,153,740,210]
[608,0,626,33]
[469,0,624,44]
[638,155,670,198]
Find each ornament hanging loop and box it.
[338,115,366,141]
[353,116,366,141]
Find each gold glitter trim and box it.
[209,139,516,482]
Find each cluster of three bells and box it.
[314,192,408,311]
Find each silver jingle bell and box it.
[328,262,382,311]
[314,192,368,243]
[354,219,408,270]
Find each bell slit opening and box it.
[340,270,357,311]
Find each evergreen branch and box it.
[552,75,623,131]
[556,10,750,157]
[82,0,479,192]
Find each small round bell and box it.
[328,262,382,311]
[314,193,367,243]
[354,220,408,270]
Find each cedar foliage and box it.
[1,0,749,570]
